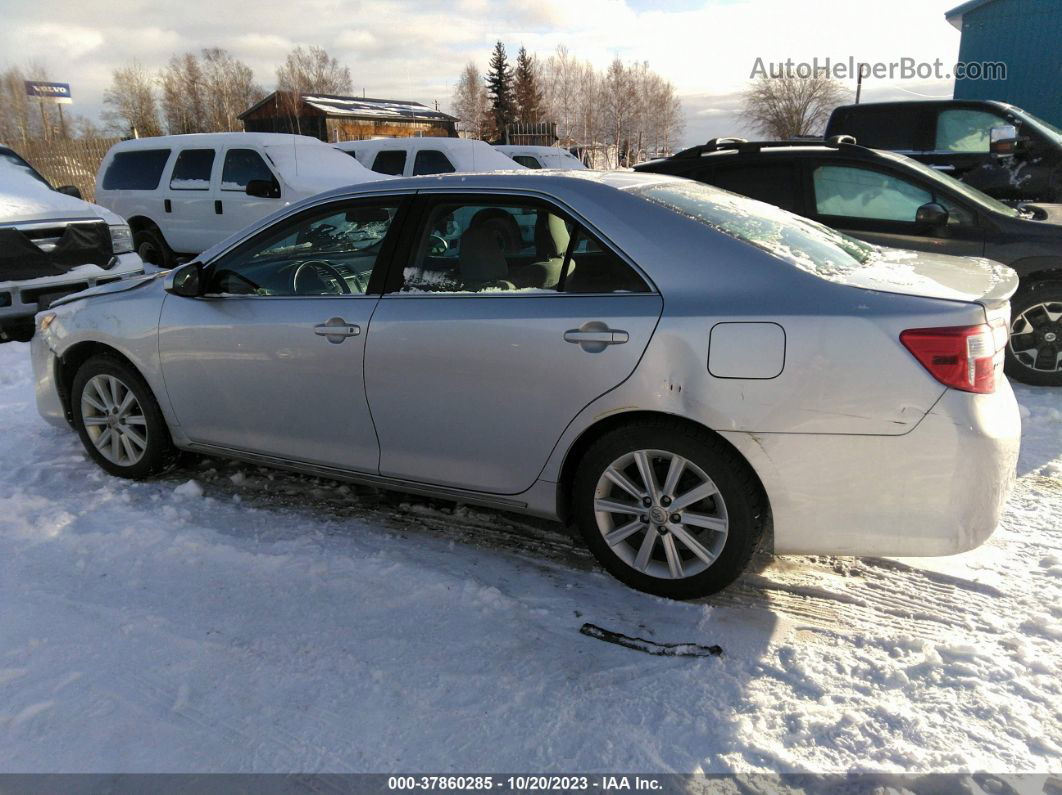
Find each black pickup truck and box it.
[825,100,1062,203]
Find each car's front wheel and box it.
[71,355,176,478]
[573,422,766,599]
[1007,281,1062,387]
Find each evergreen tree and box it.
[485,41,515,142]
[513,46,543,124]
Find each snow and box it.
[0,339,1060,774]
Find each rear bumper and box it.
[722,380,1021,557]
[0,254,142,327]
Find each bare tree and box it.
[159,53,205,135]
[102,60,162,138]
[201,48,263,132]
[451,62,490,139]
[740,74,848,139]
[276,45,352,133]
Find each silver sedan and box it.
[31,172,1021,598]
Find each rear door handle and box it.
[314,317,361,343]
[214,200,223,214]
[563,330,628,344]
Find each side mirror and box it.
[246,179,281,199]
[55,185,83,199]
[989,124,1019,155]
[164,261,203,297]
[915,202,949,230]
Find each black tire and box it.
[1006,281,1062,387]
[133,226,176,269]
[573,421,766,600]
[71,354,176,479]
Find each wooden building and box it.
[239,91,458,142]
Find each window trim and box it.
[378,189,659,298]
[197,194,415,299]
[219,146,278,193]
[807,159,981,231]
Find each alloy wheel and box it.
[80,374,149,467]
[1010,301,1062,373]
[593,449,729,580]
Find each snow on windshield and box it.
[630,179,877,279]
[263,140,391,188]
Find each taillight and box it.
[900,321,1008,393]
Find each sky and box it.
[0,0,965,147]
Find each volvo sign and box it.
[25,81,72,104]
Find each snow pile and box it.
[0,340,1059,773]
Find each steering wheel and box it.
[429,234,449,256]
[292,259,352,295]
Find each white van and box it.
[335,137,523,177]
[95,133,391,266]
[494,145,587,170]
[1,148,142,342]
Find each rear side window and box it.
[371,150,407,175]
[935,109,1004,152]
[702,163,799,213]
[512,155,542,169]
[101,149,171,190]
[412,150,455,175]
[830,107,926,151]
[221,149,274,191]
[169,149,215,190]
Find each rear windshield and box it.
[629,179,876,277]
[102,149,171,190]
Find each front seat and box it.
[458,225,515,291]
[514,212,575,289]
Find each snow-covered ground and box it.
[1,339,1059,774]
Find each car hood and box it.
[0,170,124,226]
[839,247,1018,306]
[48,270,162,308]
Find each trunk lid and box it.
[838,247,1018,307]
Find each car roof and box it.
[831,99,1013,113]
[496,145,575,155]
[336,137,494,153]
[107,132,328,150]
[639,138,903,171]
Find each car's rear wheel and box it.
[71,355,175,478]
[1007,281,1062,387]
[133,227,175,269]
[573,422,766,599]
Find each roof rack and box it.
[672,134,860,159]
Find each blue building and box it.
[947,0,1062,126]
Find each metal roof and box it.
[239,92,456,123]
[945,0,1000,29]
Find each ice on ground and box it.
[0,340,1059,774]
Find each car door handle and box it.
[563,329,629,345]
[314,318,361,343]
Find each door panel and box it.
[164,148,219,253]
[159,295,380,471]
[218,147,283,239]
[365,294,663,494]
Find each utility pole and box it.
[855,63,866,104]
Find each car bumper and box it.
[31,330,67,429]
[0,254,143,327]
[722,380,1021,557]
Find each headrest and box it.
[459,225,508,283]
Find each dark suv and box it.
[825,100,1062,203]
[635,137,1062,386]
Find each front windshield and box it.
[891,153,1020,217]
[1011,106,1062,140]
[629,179,878,277]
